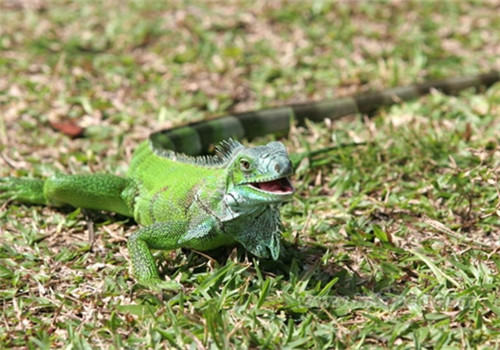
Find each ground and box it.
[0,0,499,348]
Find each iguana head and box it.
[224,140,294,205]
[215,140,293,261]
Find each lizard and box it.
[1,71,499,289]
[0,139,294,289]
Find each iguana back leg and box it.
[0,177,47,205]
[0,174,135,217]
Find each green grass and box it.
[1,0,500,348]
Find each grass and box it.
[1,0,500,348]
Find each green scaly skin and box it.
[0,139,294,289]
[1,71,499,289]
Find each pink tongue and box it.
[257,178,293,193]
[259,180,283,192]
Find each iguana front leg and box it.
[128,219,216,289]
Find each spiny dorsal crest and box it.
[214,138,244,160]
[150,138,244,168]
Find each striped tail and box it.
[150,71,500,155]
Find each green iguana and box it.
[1,140,294,289]
[1,71,499,289]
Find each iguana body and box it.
[1,139,293,288]
[1,71,499,288]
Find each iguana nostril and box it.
[274,164,281,172]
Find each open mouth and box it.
[249,177,294,194]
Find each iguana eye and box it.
[240,159,251,171]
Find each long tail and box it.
[150,71,500,155]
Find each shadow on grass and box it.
[156,239,406,298]
[264,241,407,297]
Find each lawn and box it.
[0,0,499,348]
